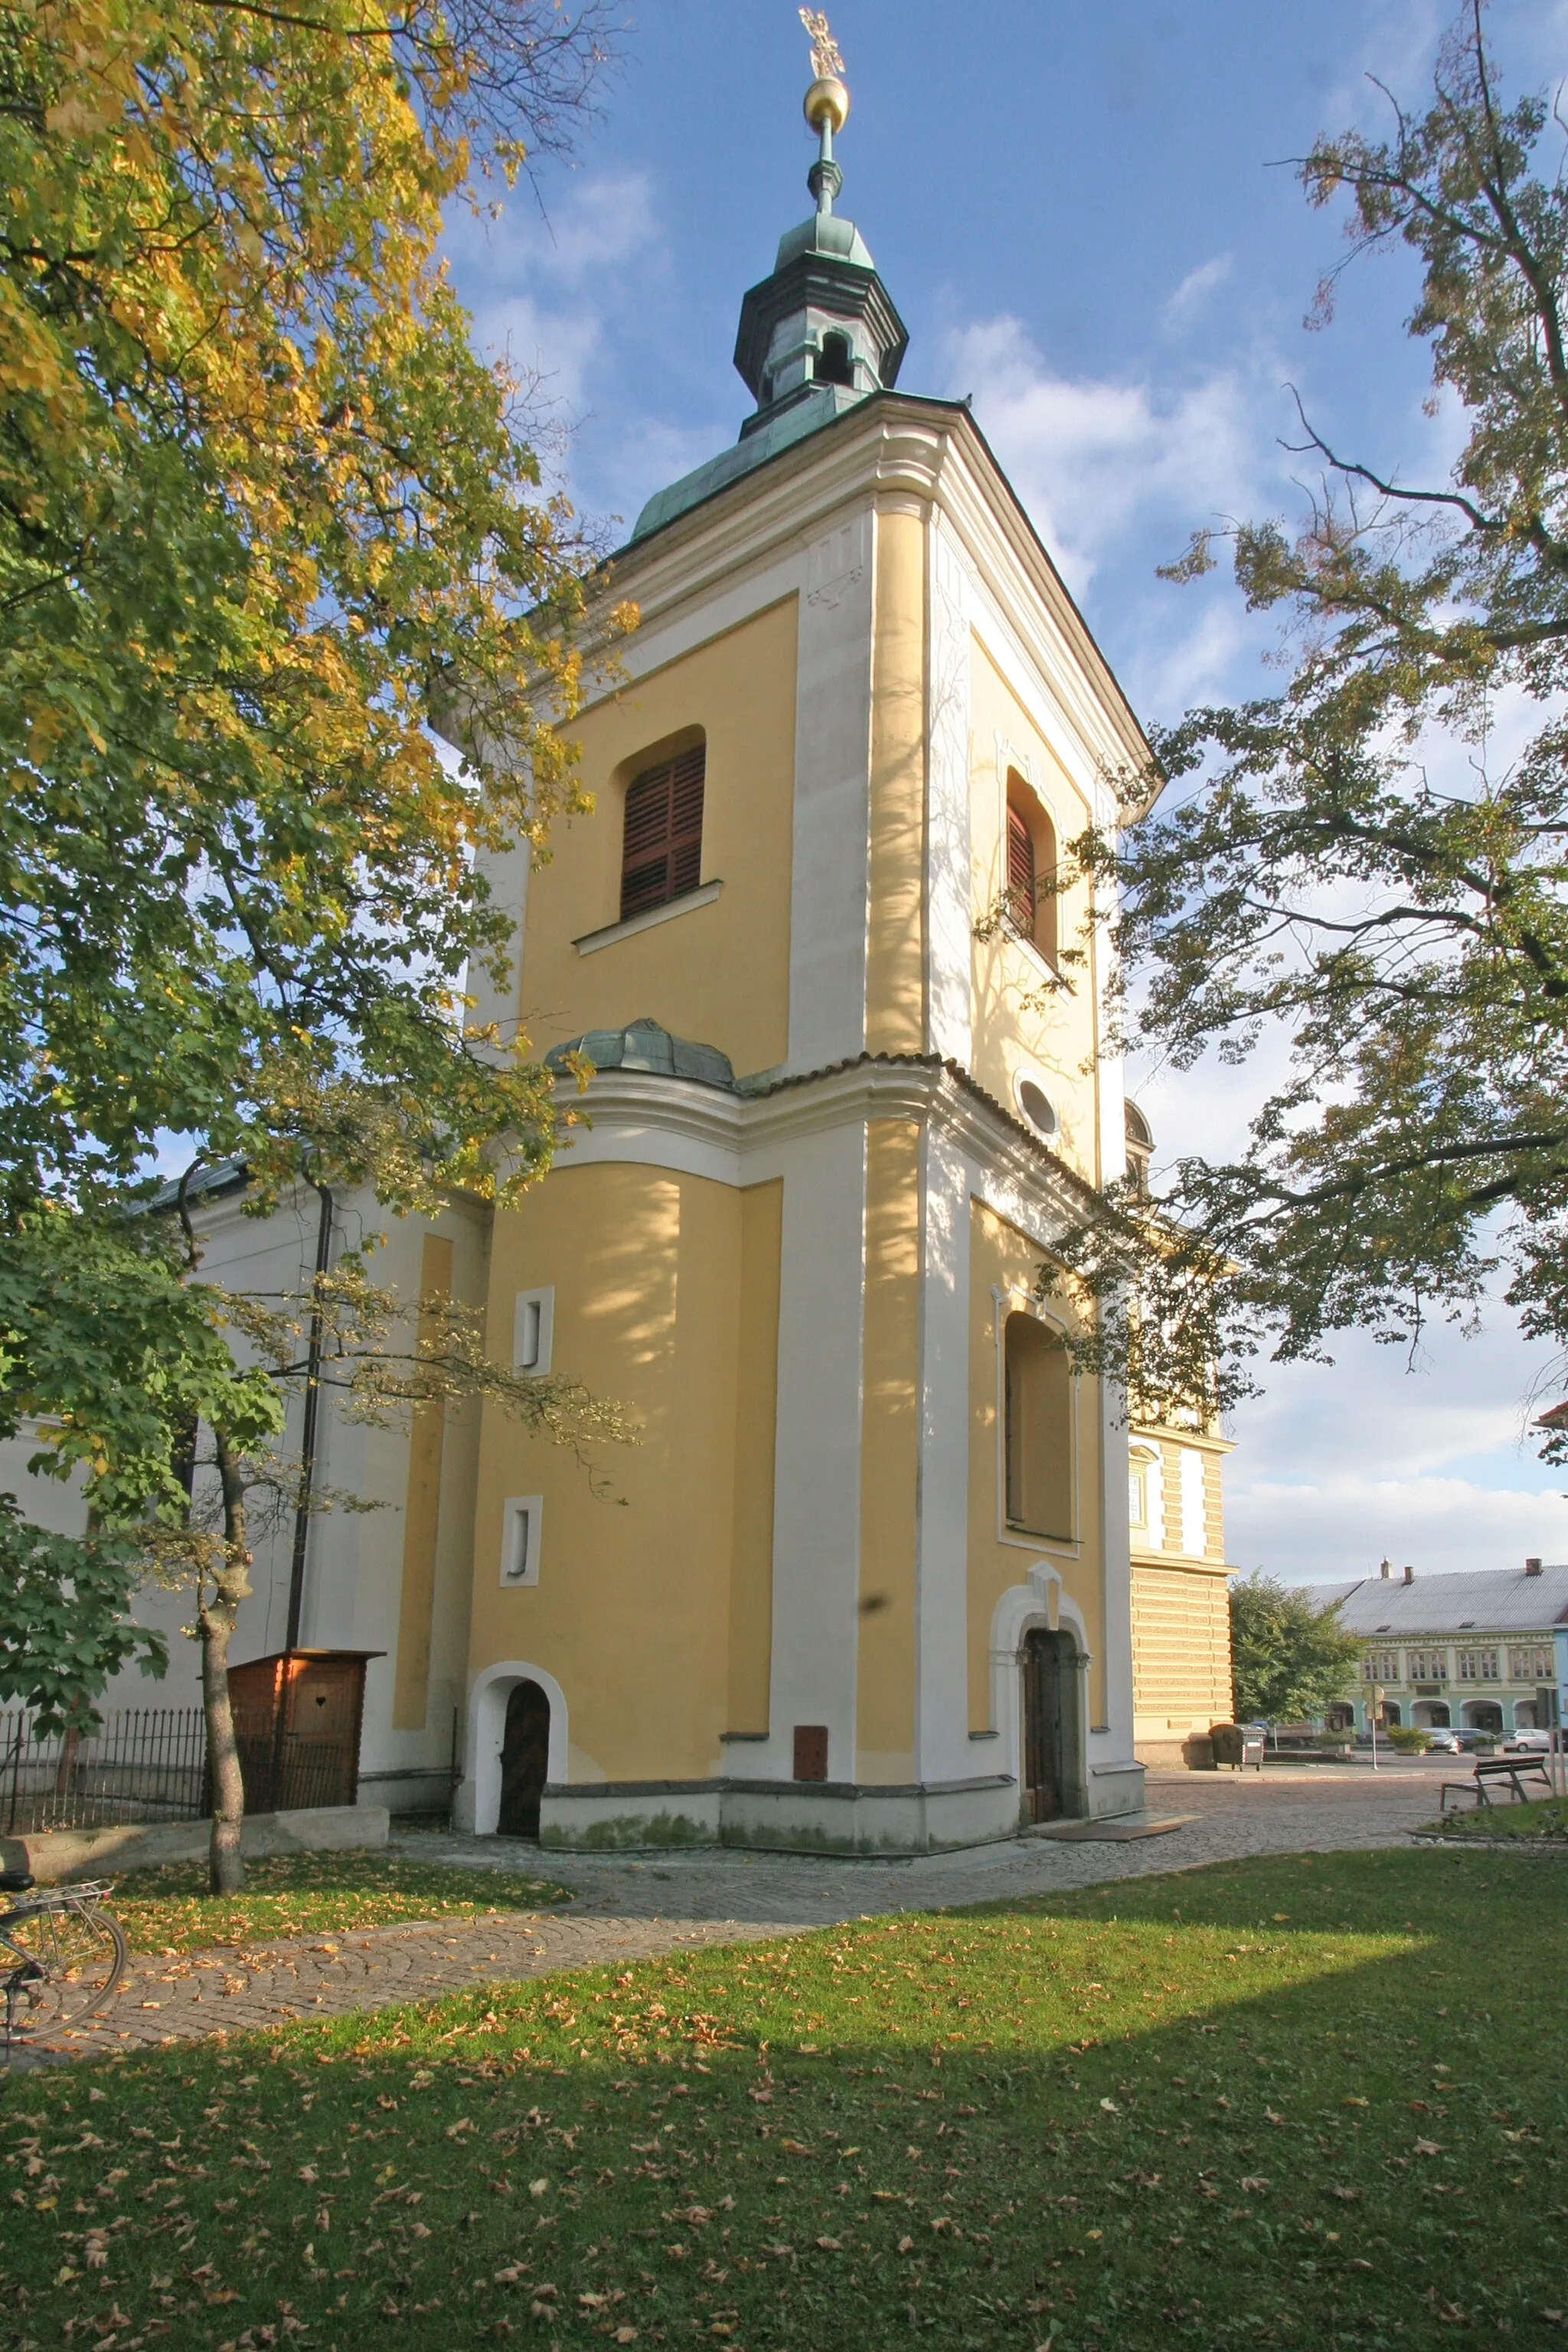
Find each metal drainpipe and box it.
[284,1178,335,1655]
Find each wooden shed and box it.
[226,1649,381,1815]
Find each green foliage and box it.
[1054,6,1568,1436]
[1426,1793,1568,1837]
[1384,1723,1430,1753]
[0,5,626,1781]
[0,0,623,1214]
[1228,1570,1361,1723]
[0,1501,165,1735]
[4,1852,1565,2348]
[0,1204,283,1521]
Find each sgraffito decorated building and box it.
[5,47,1238,1847]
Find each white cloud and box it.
[1230,1468,1566,1585]
[526,171,657,283]
[1217,1297,1568,1585]
[1163,253,1233,333]
[472,288,605,416]
[942,315,1271,597]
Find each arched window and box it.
[1124,1101,1152,1194]
[1004,773,1057,964]
[620,740,705,921]
[815,331,854,387]
[1004,1311,1073,1540]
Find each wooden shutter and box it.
[620,745,705,920]
[1006,802,1035,939]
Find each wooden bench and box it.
[1439,1755,1554,1814]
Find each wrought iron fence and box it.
[1,1710,208,1837]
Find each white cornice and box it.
[549,1055,1093,1233]
[590,396,1151,786]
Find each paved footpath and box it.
[19,1767,1446,2067]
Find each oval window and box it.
[1018,1079,1057,1136]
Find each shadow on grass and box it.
[4,1849,1566,2352]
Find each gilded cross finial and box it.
[799,9,844,81]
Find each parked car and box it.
[1425,1730,1462,1753]
[1503,1729,1553,1753]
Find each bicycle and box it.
[0,1867,129,2050]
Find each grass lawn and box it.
[103,1851,575,1958]
[5,1847,1566,2351]
[1421,1795,1568,1842]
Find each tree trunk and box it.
[201,1433,253,1894]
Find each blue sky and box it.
[446,0,1568,1583]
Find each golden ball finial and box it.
[804,74,849,135]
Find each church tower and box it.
[0,21,1247,1836]
[447,25,1156,1847]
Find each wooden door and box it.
[1022,1629,1067,1824]
[498,1681,551,1838]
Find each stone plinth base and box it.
[1,1804,390,1884]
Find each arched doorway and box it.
[1021,1628,1078,1824]
[498,1681,551,1838]
[1514,1700,1541,1730]
[1380,1700,1403,1728]
[1462,1699,1503,1736]
[1413,1700,1450,1730]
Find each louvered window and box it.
[1005,804,1036,939]
[620,745,705,921]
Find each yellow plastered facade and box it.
[856,1119,921,1779]
[1127,1425,1236,1757]
[391,1233,455,1731]
[469,1161,764,1786]
[865,511,927,1056]
[518,596,799,1076]
[968,639,1101,1187]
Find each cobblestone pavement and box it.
[14,1766,1445,2068]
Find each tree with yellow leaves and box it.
[0,1,628,1884]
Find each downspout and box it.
[284,1178,335,1654]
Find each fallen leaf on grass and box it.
[528,2177,549,2198]
[1239,2177,1270,2194]
[815,2236,841,2251]
[897,2236,914,2254]
[1413,2139,1443,2157]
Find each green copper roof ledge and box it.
[631,383,859,541]
[546,1018,737,1093]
